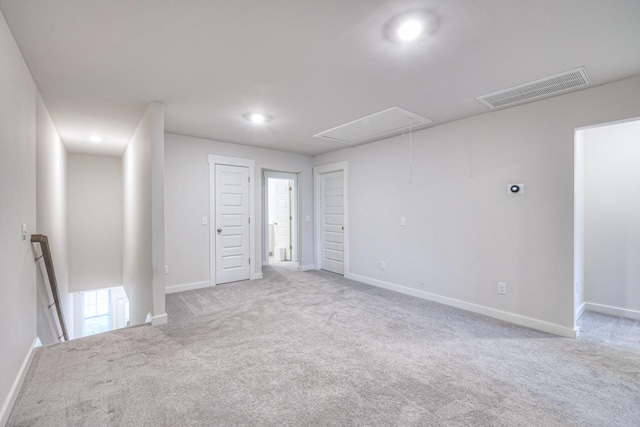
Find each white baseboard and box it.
[1,338,38,427]
[151,313,168,326]
[165,281,213,294]
[298,264,315,272]
[585,303,640,321]
[167,273,264,294]
[345,273,577,338]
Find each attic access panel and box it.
[314,107,433,144]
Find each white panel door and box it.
[274,179,291,260]
[321,171,344,274]
[215,164,251,284]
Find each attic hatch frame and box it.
[314,107,432,145]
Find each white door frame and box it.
[209,155,261,284]
[314,161,349,274]
[263,171,299,266]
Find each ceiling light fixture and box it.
[250,113,266,124]
[90,135,102,143]
[398,20,422,42]
[385,10,438,44]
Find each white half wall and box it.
[0,8,37,424]
[67,153,123,293]
[164,133,313,290]
[313,75,640,334]
[582,119,640,316]
[122,103,165,326]
[35,94,73,343]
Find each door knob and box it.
[217,228,222,233]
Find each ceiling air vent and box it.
[314,107,432,145]
[476,67,590,109]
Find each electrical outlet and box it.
[380,261,386,270]
[400,217,406,226]
[498,282,506,295]
[575,281,581,295]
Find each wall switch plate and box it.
[400,217,406,226]
[202,217,208,225]
[21,224,27,241]
[164,265,169,275]
[306,215,311,222]
[498,282,506,294]
[380,261,386,270]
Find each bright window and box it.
[83,289,110,336]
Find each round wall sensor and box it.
[507,183,524,194]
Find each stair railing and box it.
[31,234,68,341]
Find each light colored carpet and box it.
[8,266,640,426]
[577,311,640,352]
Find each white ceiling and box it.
[1,0,639,157]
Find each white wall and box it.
[122,103,165,326]
[0,9,37,424]
[268,179,279,224]
[164,133,313,291]
[267,178,290,255]
[574,130,586,321]
[67,153,123,293]
[35,94,73,343]
[314,75,640,336]
[582,119,640,317]
[150,104,165,325]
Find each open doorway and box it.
[263,171,298,267]
[72,286,130,338]
[574,117,640,349]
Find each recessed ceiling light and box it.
[398,20,422,42]
[384,10,439,44]
[250,113,266,124]
[90,135,102,143]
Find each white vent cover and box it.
[314,107,432,144]
[476,67,590,109]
